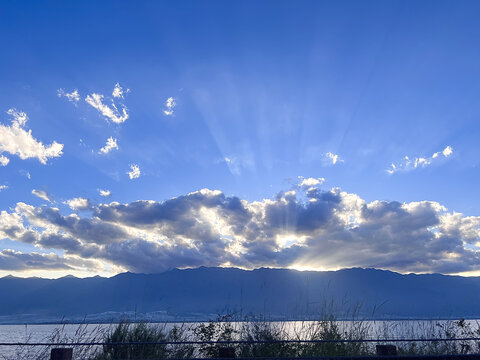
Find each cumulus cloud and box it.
[32,189,52,202]
[0,155,9,166]
[57,89,80,104]
[127,164,141,179]
[64,197,91,211]
[0,185,7,192]
[0,109,64,164]
[163,97,176,116]
[85,84,129,124]
[324,152,343,165]
[298,177,325,188]
[98,189,111,197]
[1,179,480,275]
[388,146,453,174]
[99,137,119,154]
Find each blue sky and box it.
[1,0,480,278]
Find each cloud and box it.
[99,137,119,154]
[32,189,52,202]
[112,83,129,99]
[0,185,7,192]
[298,177,325,188]
[85,84,129,124]
[2,178,480,275]
[0,155,9,166]
[127,164,141,179]
[0,249,100,271]
[57,89,80,104]
[64,197,91,211]
[388,146,453,174]
[98,189,111,197]
[324,152,343,165]
[163,97,176,116]
[0,109,64,164]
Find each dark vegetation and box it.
[6,314,480,359]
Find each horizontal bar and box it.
[1,337,480,346]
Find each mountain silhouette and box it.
[0,267,479,323]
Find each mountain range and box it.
[0,267,479,324]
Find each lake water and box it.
[0,320,478,359]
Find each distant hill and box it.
[0,267,479,324]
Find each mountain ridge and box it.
[0,267,479,324]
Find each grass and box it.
[4,315,480,359]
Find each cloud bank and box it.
[1,180,479,275]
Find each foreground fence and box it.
[3,337,480,360]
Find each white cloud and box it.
[85,85,129,124]
[64,197,90,211]
[127,164,141,179]
[7,109,27,127]
[0,155,9,166]
[325,152,343,165]
[0,109,64,164]
[57,89,80,104]
[163,97,176,116]
[0,185,7,192]
[98,189,111,197]
[32,189,52,202]
[99,137,119,154]
[298,177,325,188]
[388,146,454,174]
[112,83,129,99]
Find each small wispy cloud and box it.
[32,189,52,202]
[0,155,9,166]
[99,137,119,154]
[0,109,63,164]
[98,189,111,197]
[163,97,176,116]
[387,146,453,175]
[127,164,141,179]
[57,89,80,105]
[324,152,343,165]
[222,155,254,175]
[112,83,129,99]
[85,84,129,124]
[0,185,8,192]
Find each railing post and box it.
[376,344,397,356]
[218,347,236,358]
[50,348,73,360]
